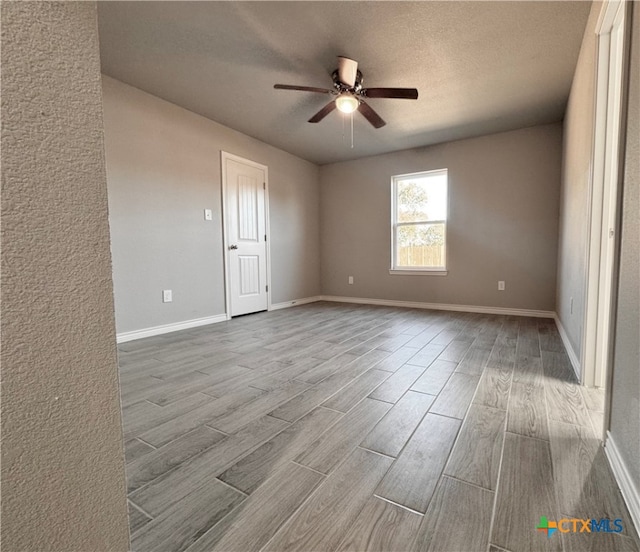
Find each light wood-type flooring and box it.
[119,302,639,552]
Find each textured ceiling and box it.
[97,1,591,165]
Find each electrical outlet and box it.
[348,276,354,285]
[498,281,505,291]
[163,289,173,303]
[204,209,213,221]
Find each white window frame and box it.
[390,169,448,275]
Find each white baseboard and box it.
[553,314,582,381]
[115,295,554,343]
[270,296,323,311]
[605,432,640,540]
[319,295,555,318]
[116,314,228,343]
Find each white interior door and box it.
[223,154,268,317]
[582,0,627,388]
[594,3,625,389]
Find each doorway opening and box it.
[582,0,630,437]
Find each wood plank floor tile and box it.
[517,337,541,358]
[199,368,270,397]
[125,438,155,464]
[376,413,460,513]
[438,337,474,363]
[295,398,392,474]
[187,462,324,552]
[581,386,605,412]
[549,420,634,523]
[218,407,342,494]
[296,352,360,384]
[342,349,392,378]
[126,426,226,493]
[373,347,418,372]
[486,343,516,371]
[120,377,170,407]
[491,433,562,552]
[541,350,577,381]
[489,545,513,552]
[474,366,512,410]
[207,380,309,433]
[269,370,354,422]
[538,324,566,353]
[181,498,240,551]
[129,501,152,536]
[129,415,288,516]
[410,359,456,396]
[512,354,544,384]
[131,478,244,552]
[263,448,393,552]
[561,530,639,552]
[368,364,426,404]
[410,476,494,552]
[145,369,246,407]
[139,387,265,447]
[431,329,460,347]
[323,369,392,412]
[117,303,632,552]
[430,373,480,419]
[589,410,605,436]
[444,403,505,490]
[123,394,211,439]
[455,346,492,377]
[473,331,499,351]
[312,341,359,360]
[545,378,592,428]
[122,400,164,434]
[268,354,325,380]
[335,496,422,552]
[360,390,435,457]
[375,333,415,352]
[404,325,445,349]
[508,381,549,440]
[406,343,447,368]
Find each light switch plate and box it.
[204,209,213,221]
[163,289,173,303]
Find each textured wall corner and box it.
[1,2,130,550]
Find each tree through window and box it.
[391,169,448,271]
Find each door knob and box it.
[229,244,238,250]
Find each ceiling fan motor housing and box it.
[332,69,363,93]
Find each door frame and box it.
[581,0,630,390]
[220,151,272,319]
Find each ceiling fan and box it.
[274,56,418,129]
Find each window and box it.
[391,169,448,273]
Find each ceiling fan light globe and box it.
[336,95,359,114]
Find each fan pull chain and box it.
[350,111,354,149]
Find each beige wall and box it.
[1,3,129,551]
[609,0,640,503]
[556,1,602,359]
[103,76,321,335]
[319,124,562,312]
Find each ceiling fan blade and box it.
[308,101,337,123]
[337,56,358,87]
[362,88,419,100]
[274,84,334,94]
[358,101,386,129]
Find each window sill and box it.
[389,269,448,276]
